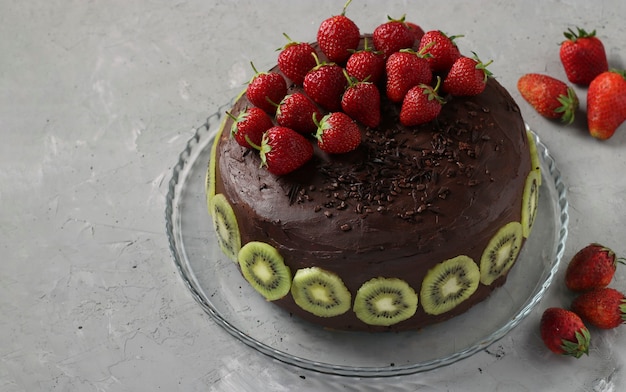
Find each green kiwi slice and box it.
[206,118,227,215]
[521,169,541,238]
[209,193,241,262]
[479,221,523,285]
[526,130,542,185]
[420,255,480,316]
[290,267,351,317]
[353,277,418,326]
[238,241,291,301]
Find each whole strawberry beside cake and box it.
[206,7,540,332]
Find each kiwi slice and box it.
[206,118,227,215]
[237,241,291,301]
[420,255,480,316]
[526,130,542,185]
[209,193,241,262]
[291,267,351,317]
[521,169,541,238]
[353,277,418,326]
[479,221,523,285]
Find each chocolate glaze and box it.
[212,38,531,332]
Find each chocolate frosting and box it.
[213,38,531,332]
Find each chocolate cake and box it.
[206,23,540,332]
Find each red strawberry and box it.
[303,55,347,111]
[258,126,313,175]
[316,0,360,64]
[277,34,317,85]
[418,30,463,74]
[314,112,361,153]
[227,107,274,149]
[517,73,578,124]
[560,27,608,86]
[275,92,323,135]
[400,77,444,126]
[345,38,385,83]
[372,15,415,58]
[341,73,381,128]
[443,54,493,96]
[587,70,626,140]
[405,22,425,43]
[246,63,288,115]
[572,288,626,330]
[540,307,590,358]
[565,243,624,292]
[385,49,432,102]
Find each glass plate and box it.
[165,107,569,377]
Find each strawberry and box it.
[372,15,415,58]
[345,38,385,83]
[400,77,444,126]
[405,22,425,43]
[316,0,360,64]
[443,54,493,96]
[587,70,626,140]
[314,112,361,154]
[385,49,432,102]
[418,30,462,74]
[246,63,288,115]
[517,73,578,124]
[303,55,347,111]
[277,34,317,85]
[540,307,590,358]
[227,107,274,149]
[565,243,624,292]
[258,126,313,175]
[572,288,626,330]
[341,72,381,128]
[560,27,608,86]
[275,92,323,135]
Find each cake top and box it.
[218,8,529,254]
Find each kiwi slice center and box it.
[291,267,351,317]
[420,255,480,315]
[238,241,291,301]
[353,277,418,326]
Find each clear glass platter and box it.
[165,107,569,377]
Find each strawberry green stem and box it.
[245,133,273,170]
[471,52,494,81]
[277,33,298,51]
[244,134,262,151]
[250,61,260,75]
[341,0,353,16]
[420,76,445,104]
[443,32,465,42]
[386,14,407,23]
[225,111,237,122]
[312,112,331,141]
[343,68,363,87]
[414,41,435,58]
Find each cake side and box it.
[212,81,532,331]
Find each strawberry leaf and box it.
[554,87,579,124]
[563,27,597,42]
[560,328,590,358]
